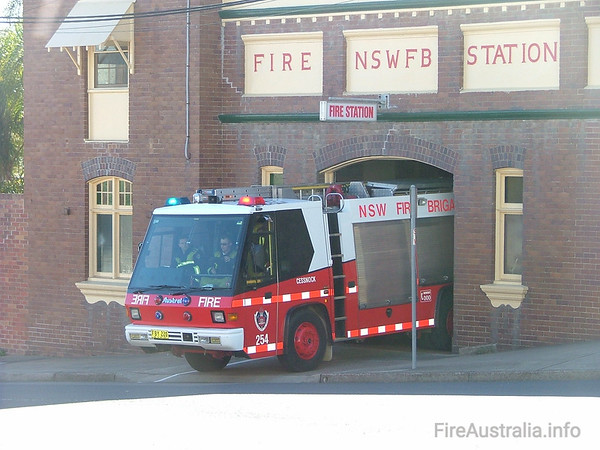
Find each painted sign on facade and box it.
[242,32,323,96]
[344,27,438,94]
[461,19,560,92]
[587,17,600,88]
[319,100,378,121]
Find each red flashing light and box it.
[238,195,265,206]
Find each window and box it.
[90,177,133,278]
[94,44,129,88]
[87,43,130,141]
[237,214,276,291]
[481,168,527,308]
[276,210,314,281]
[495,169,523,282]
[261,166,283,186]
[130,214,246,292]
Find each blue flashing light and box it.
[165,196,191,206]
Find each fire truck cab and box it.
[125,180,454,372]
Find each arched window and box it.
[89,177,133,278]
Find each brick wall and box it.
[220,1,600,350]
[16,0,600,355]
[0,194,28,354]
[18,0,232,355]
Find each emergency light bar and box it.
[192,190,221,204]
[165,197,191,206]
[193,186,274,204]
[238,195,265,206]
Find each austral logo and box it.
[254,309,269,332]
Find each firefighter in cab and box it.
[174,236,202,275]
[209,234,237,275]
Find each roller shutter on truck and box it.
[353,215,453,310]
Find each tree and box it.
[0,0,23,193]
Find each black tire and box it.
[278,309,327,372]
[430,291,453,351]
[184,352,231,371]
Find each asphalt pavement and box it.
[1,337,600,384]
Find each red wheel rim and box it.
[293,322,320,360]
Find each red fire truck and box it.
[125,181,454,372]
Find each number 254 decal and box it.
[256,334,269,345]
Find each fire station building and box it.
[1,0,599,355]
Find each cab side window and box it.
[239,215,276,290]
[276,209,314,281]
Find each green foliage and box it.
[0,0,23,193]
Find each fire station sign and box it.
[319,100,377,122]
[461,19,560,92]
[242,32,323,96]
[344,26,438,94]
[587,17,600,88]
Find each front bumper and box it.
[125,324,244,351]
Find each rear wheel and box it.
[279,309,327,372]
[184,352,231,371]
[430,291,453,351]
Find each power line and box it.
[0,0,269,24]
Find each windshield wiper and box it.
[150,284,185,290]
[135,284,217,294]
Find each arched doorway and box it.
[322,157,453,188]
[322,156,455,351]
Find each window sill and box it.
[76,278,129,306]
[480,282,528,309]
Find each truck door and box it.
[235,209,319,355]
[235,214,278,352]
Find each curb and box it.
[0,372,119,383]
[319,369,600,383]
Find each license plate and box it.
[151,329,169,340]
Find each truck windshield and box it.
[129,214,247,292]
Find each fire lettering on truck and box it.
[131,294,150,305]
[428,198,455,213]
[198,296,221,307]
[396,201,410,215]
[359,203,387,218]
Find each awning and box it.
[46,0,135,48]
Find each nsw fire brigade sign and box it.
[319,100,377,122]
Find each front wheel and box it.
[184,352,231,371]
[278,309,327,372]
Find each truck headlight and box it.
[211,311,226,323]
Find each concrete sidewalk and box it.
[1,339,599,383]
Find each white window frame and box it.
[481,168,528,308]
[91,42,130,89]
[261,165,284,186]
[87,42,130,141]
[89,176,133,279]
[495,168,523,283]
